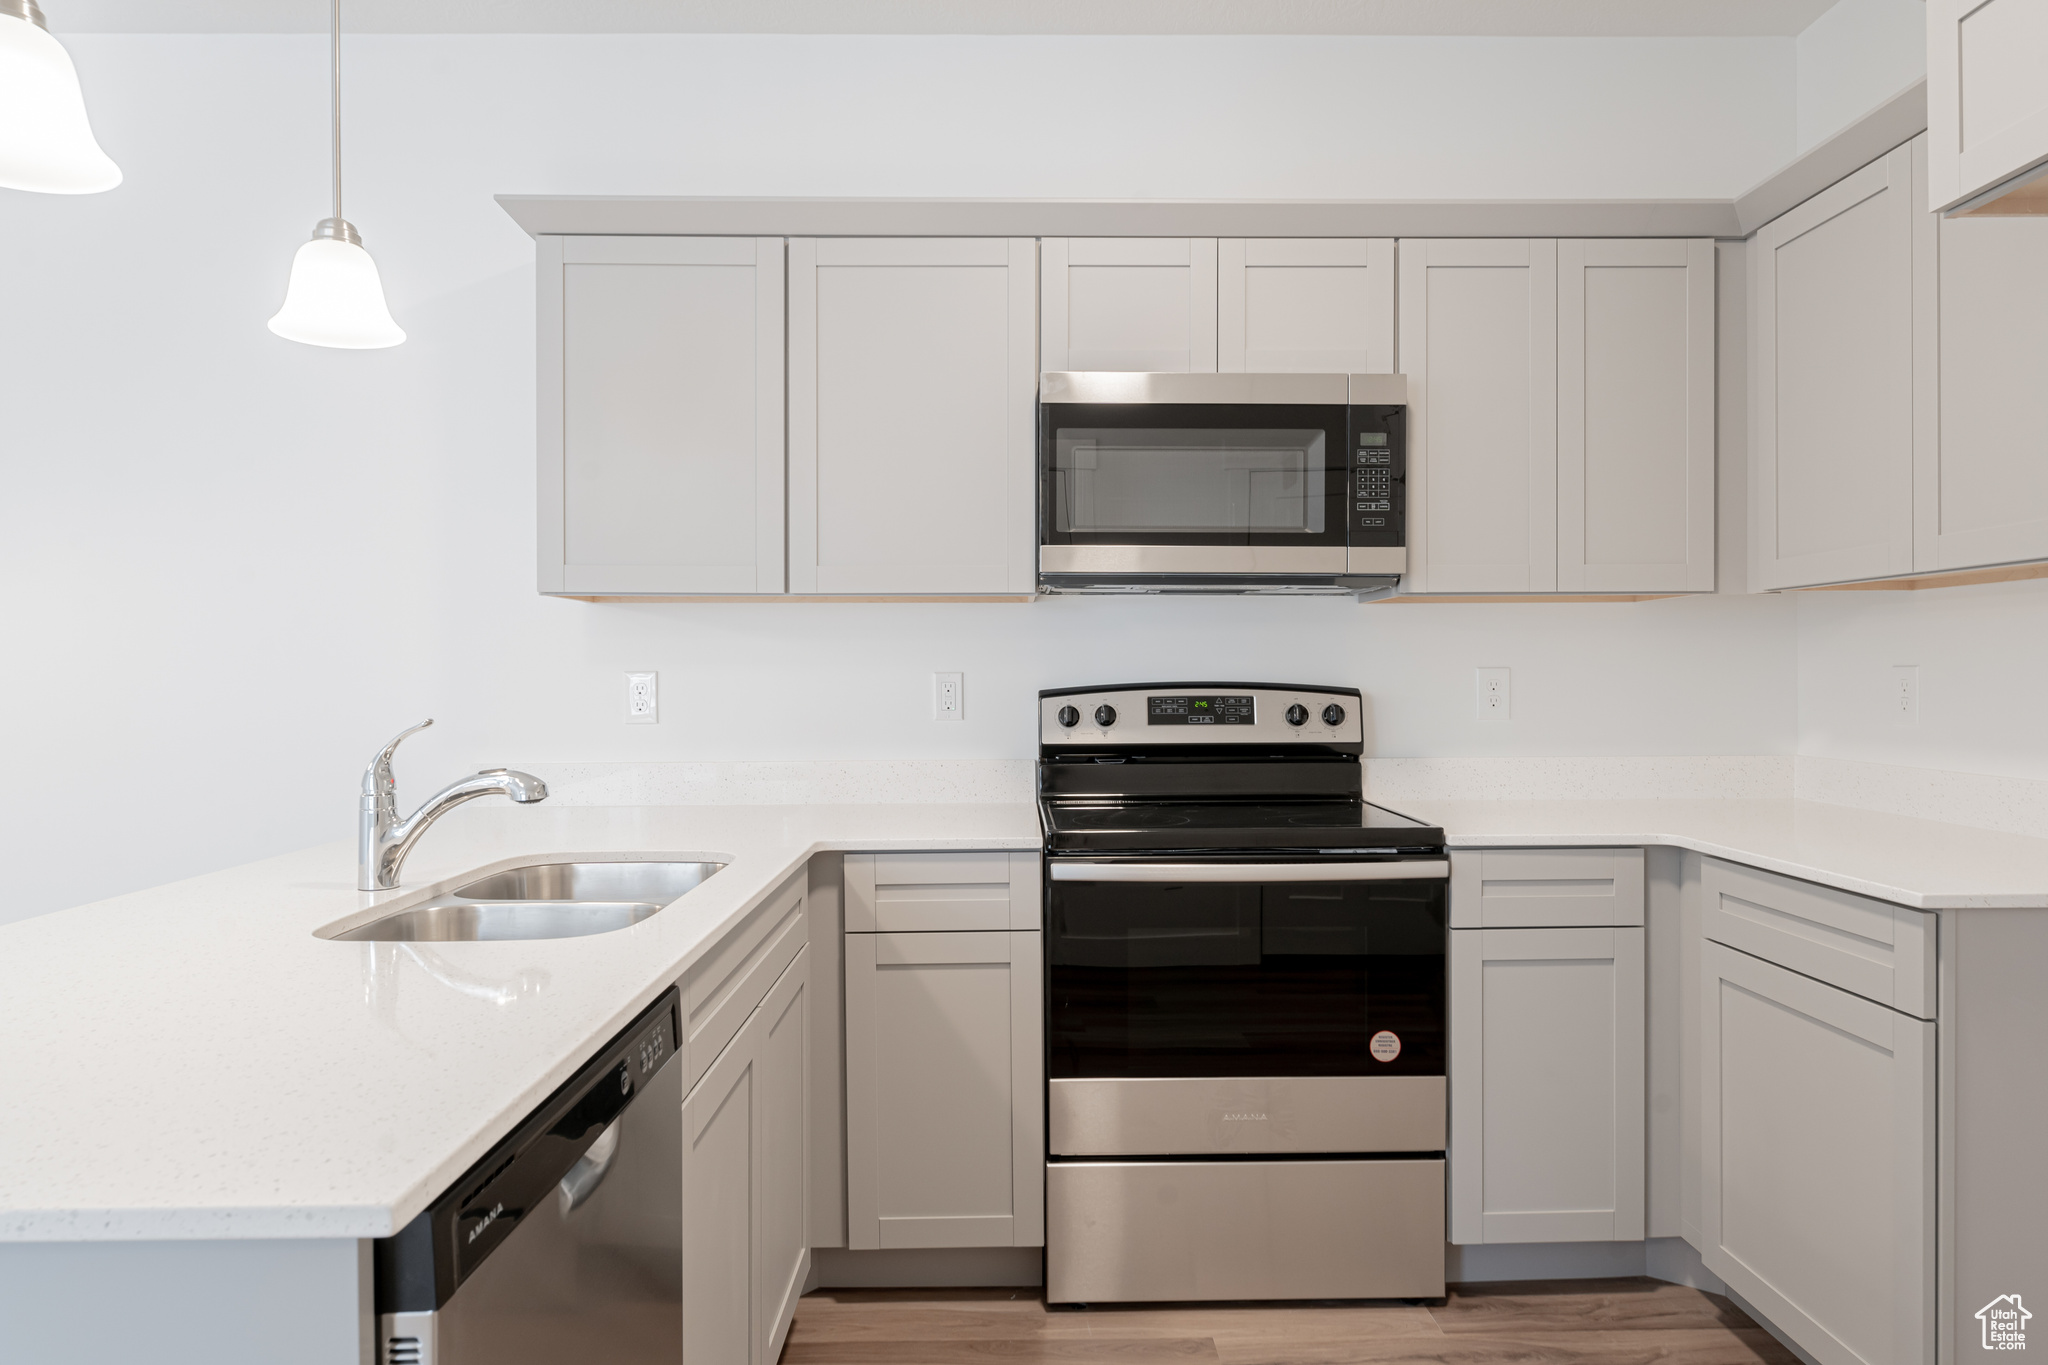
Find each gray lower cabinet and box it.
[1450,925,1646,1244]
[843,850,1044,1251]
[1701,942,1933,1365]
[1697,859,1935,1365]
[679,871,812,1365]
[1449,848,1647,1246]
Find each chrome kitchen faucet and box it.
[357,719,548,891]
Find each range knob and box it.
[1322,703,1347,726]
[1285,703,1309,727]
[1094,704,1118,727]
[1056,705,1080,728]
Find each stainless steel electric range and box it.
[1038,683,1449,1305]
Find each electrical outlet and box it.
[1476,667,1511,721]
[1892,665,1918,725]
[625,671,658,724]
[934,672,963,721]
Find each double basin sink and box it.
[327,861,725,942]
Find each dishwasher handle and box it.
[557,1119,621,1215]
[1050,860,1449,883]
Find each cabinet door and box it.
[1450,927,1645,1244]
[756,947,809,1364]
[1041,238,1218,372]
[1701,943,1933,1365]
[1911,137,2048,572]
[1558,239,1715,593]
[844,930,1044,1249]
[1217,239,1393,373]
[788,238,1037,595]
[538,235,785,596]
[1397,239,1559,593]
[681,998,760,1365]
[1751,145,1916,590]
[1927,0,2048,212]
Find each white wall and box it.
[0,33,1805,925]
[1796,578,2048,782]
[1795,0,1925,151]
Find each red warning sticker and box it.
[1369,1030,1401,1063]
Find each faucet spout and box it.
[356,725,548,891]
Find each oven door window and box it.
[1047,877,1446,1078]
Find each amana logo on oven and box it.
[1221,1112,1268,1122]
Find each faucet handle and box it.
[362,718,434,799]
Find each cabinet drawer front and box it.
[845,851,1037,932]
[1450,848,1645,927]
[1702,859,1935,1018]
[682,870,807,1088]
[1047,1158,1445,1303]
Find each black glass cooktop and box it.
[1042,799,1444,853]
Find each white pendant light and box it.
[269,0,403,350]
[0,0,122,194]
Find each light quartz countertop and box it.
[0,802,1038,1244]
[1385,796,2048,909]
[7,789,2045,1247]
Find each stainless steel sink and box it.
[453,861,721,904]
[327,861,725,943]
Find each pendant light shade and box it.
[0,0,122,194]
[268,219,405,349]
[270,0,403,349]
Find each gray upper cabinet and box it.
[1911,139,2048,573]
[1557,239,1716,593]
[788,237,1038,595]
[538,235,786,596]
[1398,238,1561,594]
[1217,238,1394,374]
[1927,0,2048,212]
[1750,144,1917,591]
[1041,238,1218,372]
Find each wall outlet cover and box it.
[1476,667,1511,721]
[934,671,963,721]
[1892,665,1918,726]
[626,671,658,724]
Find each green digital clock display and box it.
[1148,694,1255,725]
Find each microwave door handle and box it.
[1048,860,1448,883]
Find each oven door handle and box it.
[1048,860,1448,883]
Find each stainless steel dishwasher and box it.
[375,988,682,1365]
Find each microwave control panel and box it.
[1348,405,1406,548]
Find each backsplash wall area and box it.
[11,29,2040,928]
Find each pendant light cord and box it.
[330,0,342,224]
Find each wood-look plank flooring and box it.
[785,1278,1798,1364]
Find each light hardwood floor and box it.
[785,1278,1798,1364]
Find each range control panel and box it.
[1147,694,1255,725]
[1041,684,1363,747]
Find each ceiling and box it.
[56,0,1843,37]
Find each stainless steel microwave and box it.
[1037,372,1407,595]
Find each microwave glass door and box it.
[1046,874,1447,1079]
[1053,428,1326,536]
[1041,402,1348,547]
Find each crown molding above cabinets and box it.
[498,196,1745,241]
